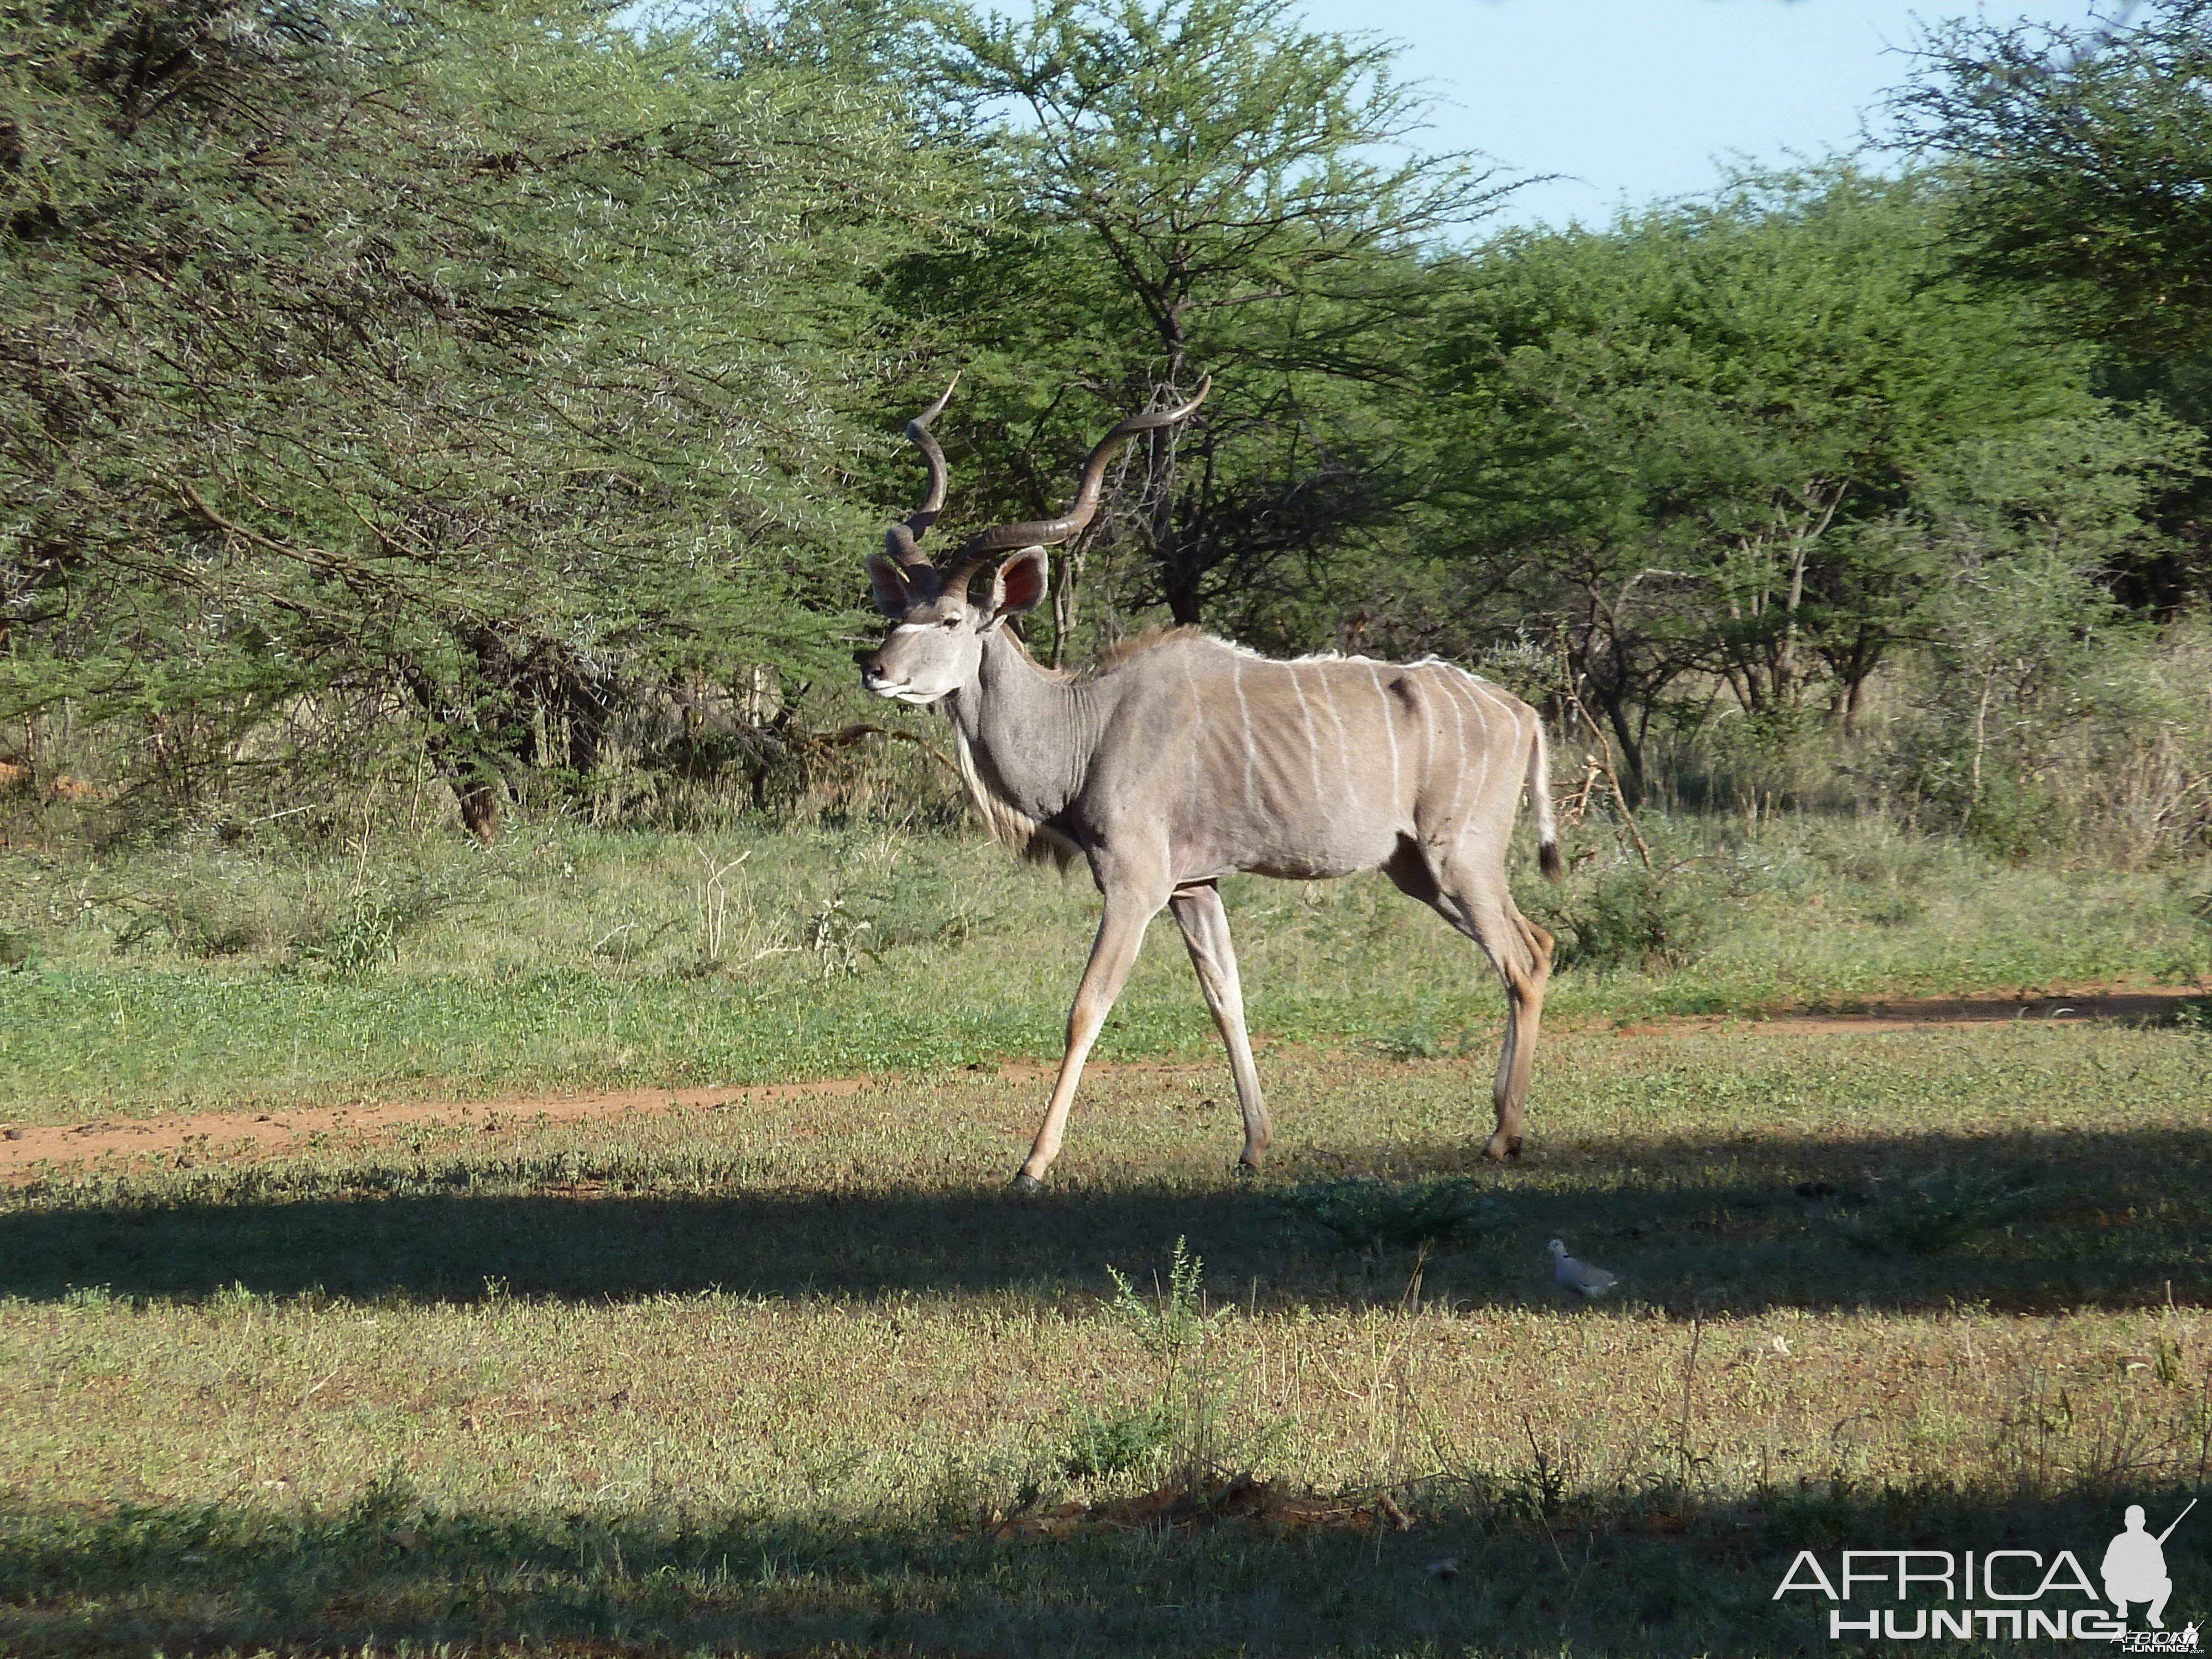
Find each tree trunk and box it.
[1147,417,1203,625]
[1160,549,1202,626]
[1050,541,1084,670]
[1603,691,1647,808]
[1774,534,1811,708]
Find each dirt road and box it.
[3,985,2196,1182]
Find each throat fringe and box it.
[951,726,1080,872]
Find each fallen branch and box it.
[793,723,960,778]
[1554,639,1652,870]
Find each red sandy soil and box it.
[0,1058,1164,1185]
[1600,984,2203,1037]
[2,985,2198,1184]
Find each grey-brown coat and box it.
[861,384,1559,1187]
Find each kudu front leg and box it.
[1014,889,1160,1191]
[1168,881,1272,1171]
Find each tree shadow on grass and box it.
[2,1125,2206,1313]
[3,1478,2205,1657]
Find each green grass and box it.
[2,815,2209,1653]
[4,1021,2211,1653]
[1,812,2205,1119]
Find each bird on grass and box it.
[1548,1238,1619,1298]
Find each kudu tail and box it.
[1528,718,1563,883]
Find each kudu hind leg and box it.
[1386,841,1553,1160]
[1477,896,1553,1160]
[1015,888,1162,1190]
[1169,882,1272,1170]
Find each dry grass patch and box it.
[2,1021,2209,1653]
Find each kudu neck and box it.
[946,629,1104,822]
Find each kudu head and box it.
[860,378,1210,706]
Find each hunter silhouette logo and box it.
[2106,1502,2190,1629]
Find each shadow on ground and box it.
[3,1479,2203,1657]
[3,1125,2205,1314]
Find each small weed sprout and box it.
[1055,1400,1178,1482]
[206,1280,260,1317]
[925,1449,1018,1531]
[1067,1238,1250,1492]
[1508,1415,1573,1523]
[2153,1337,2186,1389]
[1105,1237,1232,1371]
[304,888,400,976]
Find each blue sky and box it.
[1286,0,2119,229]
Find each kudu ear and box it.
[983,546,1049,629]
[868,554,916,618]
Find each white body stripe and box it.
[1233,658,1257,813]
[1288,664,1327,815]
[1439,666,1469,839]
[1452,670,1493,808]
[1366,662,1402,812]
[1319,673,1353,808]
[1415,667,1433,821]
[1470,675,1527,789]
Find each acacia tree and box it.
[912,0,1507,637]
[1888,0,2212,608]
[1891,1,2212,369]
[1886,408,2204,849]
[1418,167,2094,793]
[0,0,972,826]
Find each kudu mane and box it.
[1094,625,1206,671]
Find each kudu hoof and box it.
[1480,1134,1525,1162]
[1234,1156,1262,1180]
[1010,1171,1047,1196]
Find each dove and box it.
[1548,1237,1618,1298]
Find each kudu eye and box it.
[941,616,961,630]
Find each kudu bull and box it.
[861,382,1562,1190]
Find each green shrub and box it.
[1276,1177,1499,1252]
[1546,863,1718,974]
[1054,1401,1178,1481]
[301,890,403,977]
[1845,1167,2042,1257]
[1084,1239,1267,1488]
